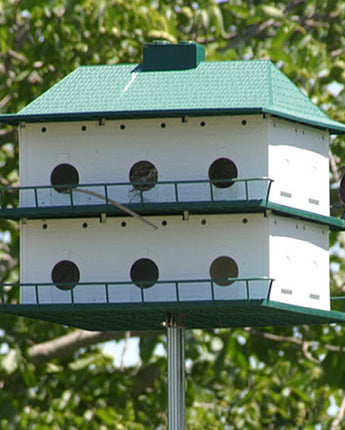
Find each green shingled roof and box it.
[1,58,345,133]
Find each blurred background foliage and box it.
[1,0,345,428]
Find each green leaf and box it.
[1,349,19,374]
[261,5,284,18]
[139,336,158,363]
[68,353,101,370]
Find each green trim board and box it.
[0,54,344,133]
[0,199,267,219]
[265,201,345,231]
[1,300,345,330]
[1,199,345,230]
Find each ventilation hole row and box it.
[50,158,238,193]
[41,118,251,134]
[51,256,239,291]
[42,222,88,230]
[42,218,230,230]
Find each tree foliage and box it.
[1,0,345,428]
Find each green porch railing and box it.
[3,279,344,311]
[0,277,274,307]
[0,177,274,213]
[3,280,345,329]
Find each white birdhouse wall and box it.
[20,214,269,305]
[19,116,270,207]
[268,216,329,310]
[20,213,329,311]
[19,115,329,214]
[268,117,329,215]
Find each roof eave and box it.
[1,107,345,135]
[264,108,345,135]
[0,108,264,125]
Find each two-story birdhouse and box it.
[1,41,345,330]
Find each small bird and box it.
[129,162,158,192]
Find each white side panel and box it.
[269,215,329,310]
[20,213,269,304]
[18,125,27,203]
[268,117,330,215]
[20,115,269,207]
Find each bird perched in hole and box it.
[129,163,158,193]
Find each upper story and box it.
[1,41,345,221]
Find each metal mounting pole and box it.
[166,315,186,430]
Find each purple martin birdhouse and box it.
[1,42,345,330]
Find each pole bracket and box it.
[163,313,187,328]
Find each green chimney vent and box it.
[142,41,205,71]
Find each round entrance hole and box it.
[129,161,158,191]
[50,163,79,193]
[210,256,239,286]
[51,260,80,290]
[130,258,159,288]
[208,158,238,188]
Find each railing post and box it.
[267,279,274,303]
[34,187,39,208]
[35,284,40,305]
[139,188,144,204]
[105,283,110,305]
[140,286,145,303]
[70,286,75,305]
[209,180,214,202]
[266,179,274,203]
[174,182,179,204]
[175,282,180,304]
[245,180,249,202]
[245,279,250,300]
[69,187,74,207]
[210,280,215,301]
[104,184,109,206]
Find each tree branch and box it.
[28,329,163,366]
[330,394,345,430]
[244,327,302,346]
[120,330,130,371]
[244,328,320,363]
[329,150,340,184]
[0,95,11,110]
